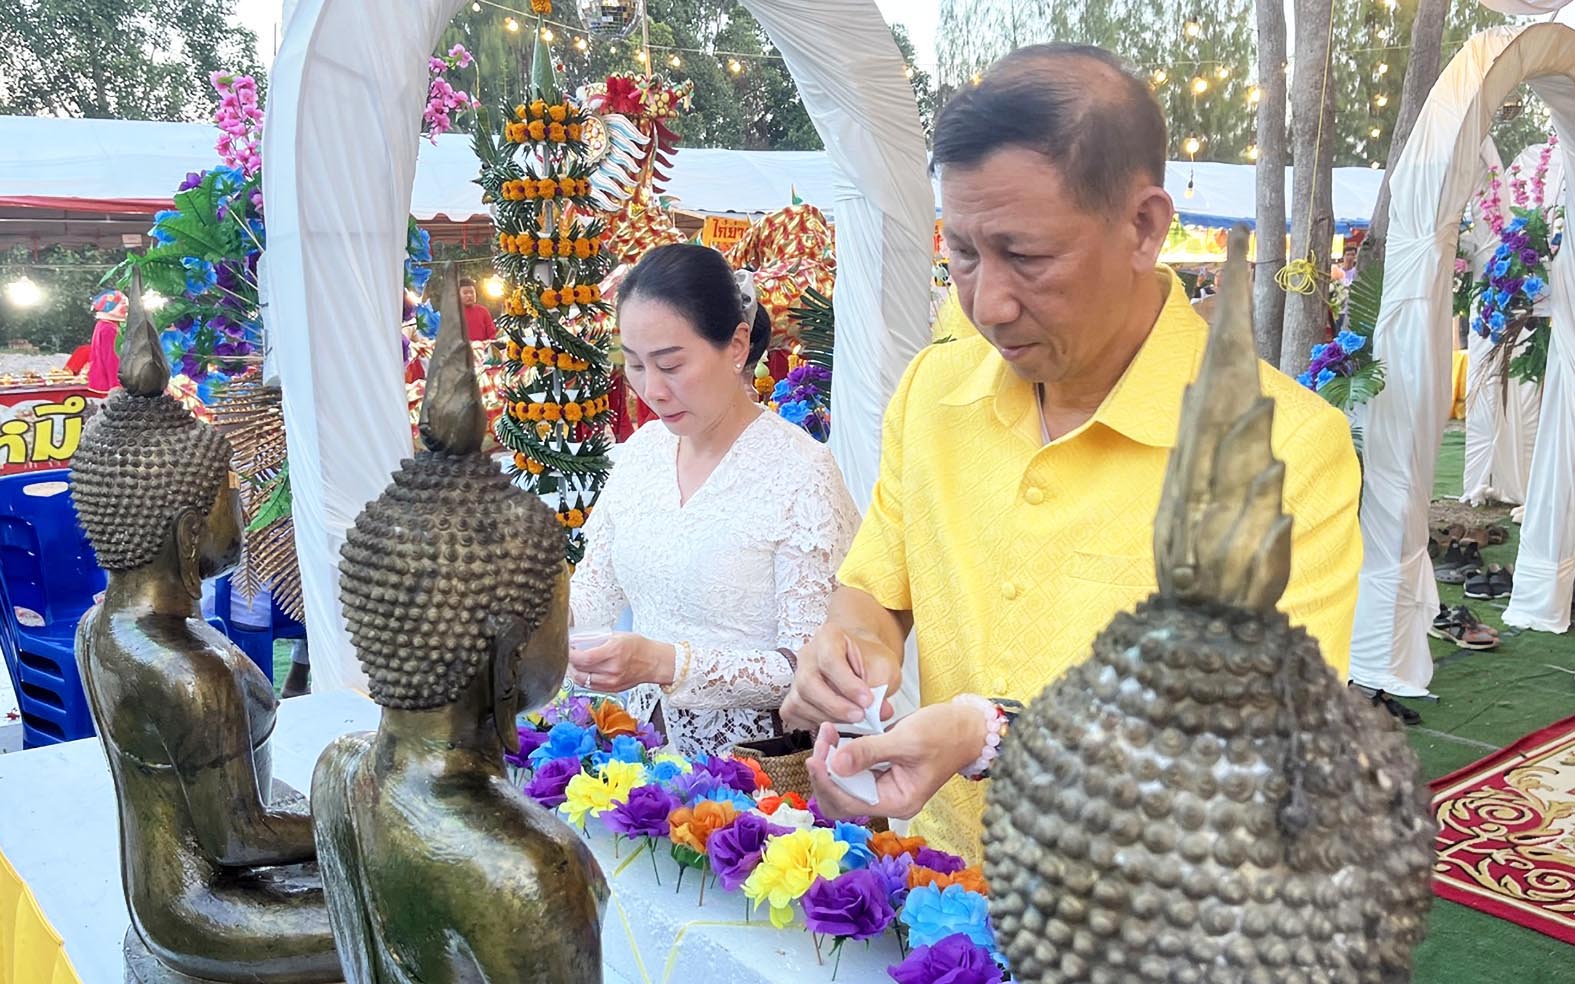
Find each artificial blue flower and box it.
[1296,369,1314,389]
[646,759,689,784]
[1496,289,1513,307]
[771,380,791,402]
[149,209,180,245]
[528,721,597,766]
[697,787,757,812]
[413,302,441,338]
[1335,330,1366,355]
[900,885,996,954]
[778,401,810,425]
[181,257,218,295]
[210,166,244,194]
[609,735,646,764]
[405,259,433,293]
[1315,368,1336,389]
[245,218,266,244]
[834,822,877,870]
[1524,275,1547,298]
[1490,328,1504,344]
[1553,232,1563,248]
[1490,310,1507,331]
[1509,215,1529,232]
[1493,259,1512,278]
[407,225,433,263]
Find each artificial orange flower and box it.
[513,452,530,471]
[536,422,553,440]
[557,239,573,257]
[870,830,928,860]
[498,232,511,250]
[528,120,547,141]
[565,402,583,423]
[548,123,567,143]
[548,104,567,123]
[573,240,593,260]
[540,289,559,309]
[534,179,554,198]
[525,458,544,476]
[519,347,536,368]
[567,123,582,141]
[591,699,637,737]
[582,400,597,419]
[537,238,555,257]
[907,865,990,895]
[539,346,556,364]
[505,340,521,361]
[735,757,772,792]
[578,179,591,196]
[525,403,544,422]
[668,801,738,855]
[543,403,562,422]
[531,0,551,14]
[514,104,528,120]
[568,508,586,528]
[529,99,548,119]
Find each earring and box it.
[734,364,742,371]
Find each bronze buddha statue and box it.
[71,275,341,983]
[983,229,1434,982]
[311,272,607,983]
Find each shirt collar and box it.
[940,267,1203,448]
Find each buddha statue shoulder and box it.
[311,273,607,984]
[71,276,340,984]
[983,228,1435,982]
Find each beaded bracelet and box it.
[662,641,694,695]
[954,694,1022,780]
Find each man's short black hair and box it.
[459,277,476,288]
[932,44,1167,213]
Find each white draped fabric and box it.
[1353,23,1575,696]
[262,0,932,692]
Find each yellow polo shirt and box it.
[840,269,1362,861]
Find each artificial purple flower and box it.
[801,868,894,941]
[522,756,581,808]
[698,755,758,794]
[603,784,677,839]
[633,721,664,751]
[707,813,791,891]
[504,727,552,768]
[179,170,205,191]
[1521,248,1540,266]
[670,770,723,805]
[867,852,914,909]
[807,796,867,829]
[543,695,594,727]
[887,933,1000,984]
[914,848,968,875]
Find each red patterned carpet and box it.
[1430,714,1575,944]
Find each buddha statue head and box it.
[72,272,241,597]
[339,270,568,748]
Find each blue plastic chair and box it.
[213,577,306,683]
[0,472,103,746]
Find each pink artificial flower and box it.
[448,44,474,68]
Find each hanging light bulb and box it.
[541,27,554,41]
[504,16,519,32]
[637,49,649,63]
[1183,17,1202,39]
[904,65,915,79]
[482,276,505,299]
[1370,126,1382,138]
[1215,65,1230,80]
[1375,93,1389,108]
[4,276,43,308]
[669,54,682,68]
[1377,62,1389,75]
[1152,68,1168,85]
[1247,85,1261,106]
[470,1,480,10]
[1183,135,1202,156]
[728,58,743,75]
[971,72,982,86]
[1370,160,1382,169]
[1191,77,1209,95]
[143,289,168,311]
[576,37,589,51]
[1246,144,1259,162]
[1184,171,1196,199]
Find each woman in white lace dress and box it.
[568,244,860,758]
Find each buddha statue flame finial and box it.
[418,268,486,455]
[119,267,171,398]
[1153,224,1292,611]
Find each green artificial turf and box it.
[1404,427,1575,982]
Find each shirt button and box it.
[993,674,1009,693]
[1024,487,1045,505]
[1001,581,1018,601]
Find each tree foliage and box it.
[0,0,261,120]
[935,0,1547,166]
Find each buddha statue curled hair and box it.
[340,452,563,709]
[71,312,233,571]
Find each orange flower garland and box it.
[499,177,590,202]
[504,99,585,145]
[497,233,602,259]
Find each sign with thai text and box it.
[702,215,752,254]
[0,385,100,476]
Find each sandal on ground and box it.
[1435,540,1483,584]
[1432,605,1499,650]
[1487,524,1509,545]
[1375,690,1423,725]
[1464,564,1514,601]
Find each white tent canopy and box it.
[1352,22,1575,698]
[0,114,1389,240]
[262,0,934,693]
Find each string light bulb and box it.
[1215,65,1230,80]
[1375,93,1389,108]
[970,72,982,86]
[470,1,480,9]
[4,277,43,308]
[143,290,168,311]
[1183,135,1202,156]
[904,65,914,79]
[1152,68,1168,85]
[1191,77,1209,95]
[637,49,649,63]
[1370,126,1382,138]
[729,58,743,75]
[541,27,554,41]
[482,276,505,299]
[1370,160,1381,169]
[1183,17,1202,39]
[576,37,588,51]
[504,16,518,31]
[1377,62,1389,75]
[669,54,682,68]
[1247,85,1261,106]
[1246,144,1259,162]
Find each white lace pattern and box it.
[570,412,860,758]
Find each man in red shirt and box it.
[458,278,497,343]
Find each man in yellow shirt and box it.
[780,44,1364,861]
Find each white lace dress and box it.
[570,411,860,758]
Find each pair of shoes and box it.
[1434,540,1484,584]
[1428,603,1500,650]
[1464,565,1514,600]
[1348,682,1423,726]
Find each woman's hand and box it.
[805,702,987,822]
[567,632,675,693]
[781,625,901,731]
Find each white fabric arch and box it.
[1353,23,1575,696]
[262,1,933,692]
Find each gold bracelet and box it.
[662,641,693,695]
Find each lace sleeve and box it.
[662,449,860,711]
[569,475,628,630]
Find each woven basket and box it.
[731,731,889,833]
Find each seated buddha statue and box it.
[311,273,608,983]
[71,278,340,984]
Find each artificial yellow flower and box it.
[741,828,848,928]
[601,760,645,804]
[650,752,692,774]
[561,770,613,829]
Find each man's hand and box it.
[781,624,901,731]
[805,703,987,822]
[567,632,674,693]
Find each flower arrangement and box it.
[477,29,615,565]
[424,45,480,142]
[509,692,1004,982]
[769,357,831,442]
[1298,261,1386,416]
[212,73,263,176]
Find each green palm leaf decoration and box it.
[789,286,834,372]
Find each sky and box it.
[232,0,938,71]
